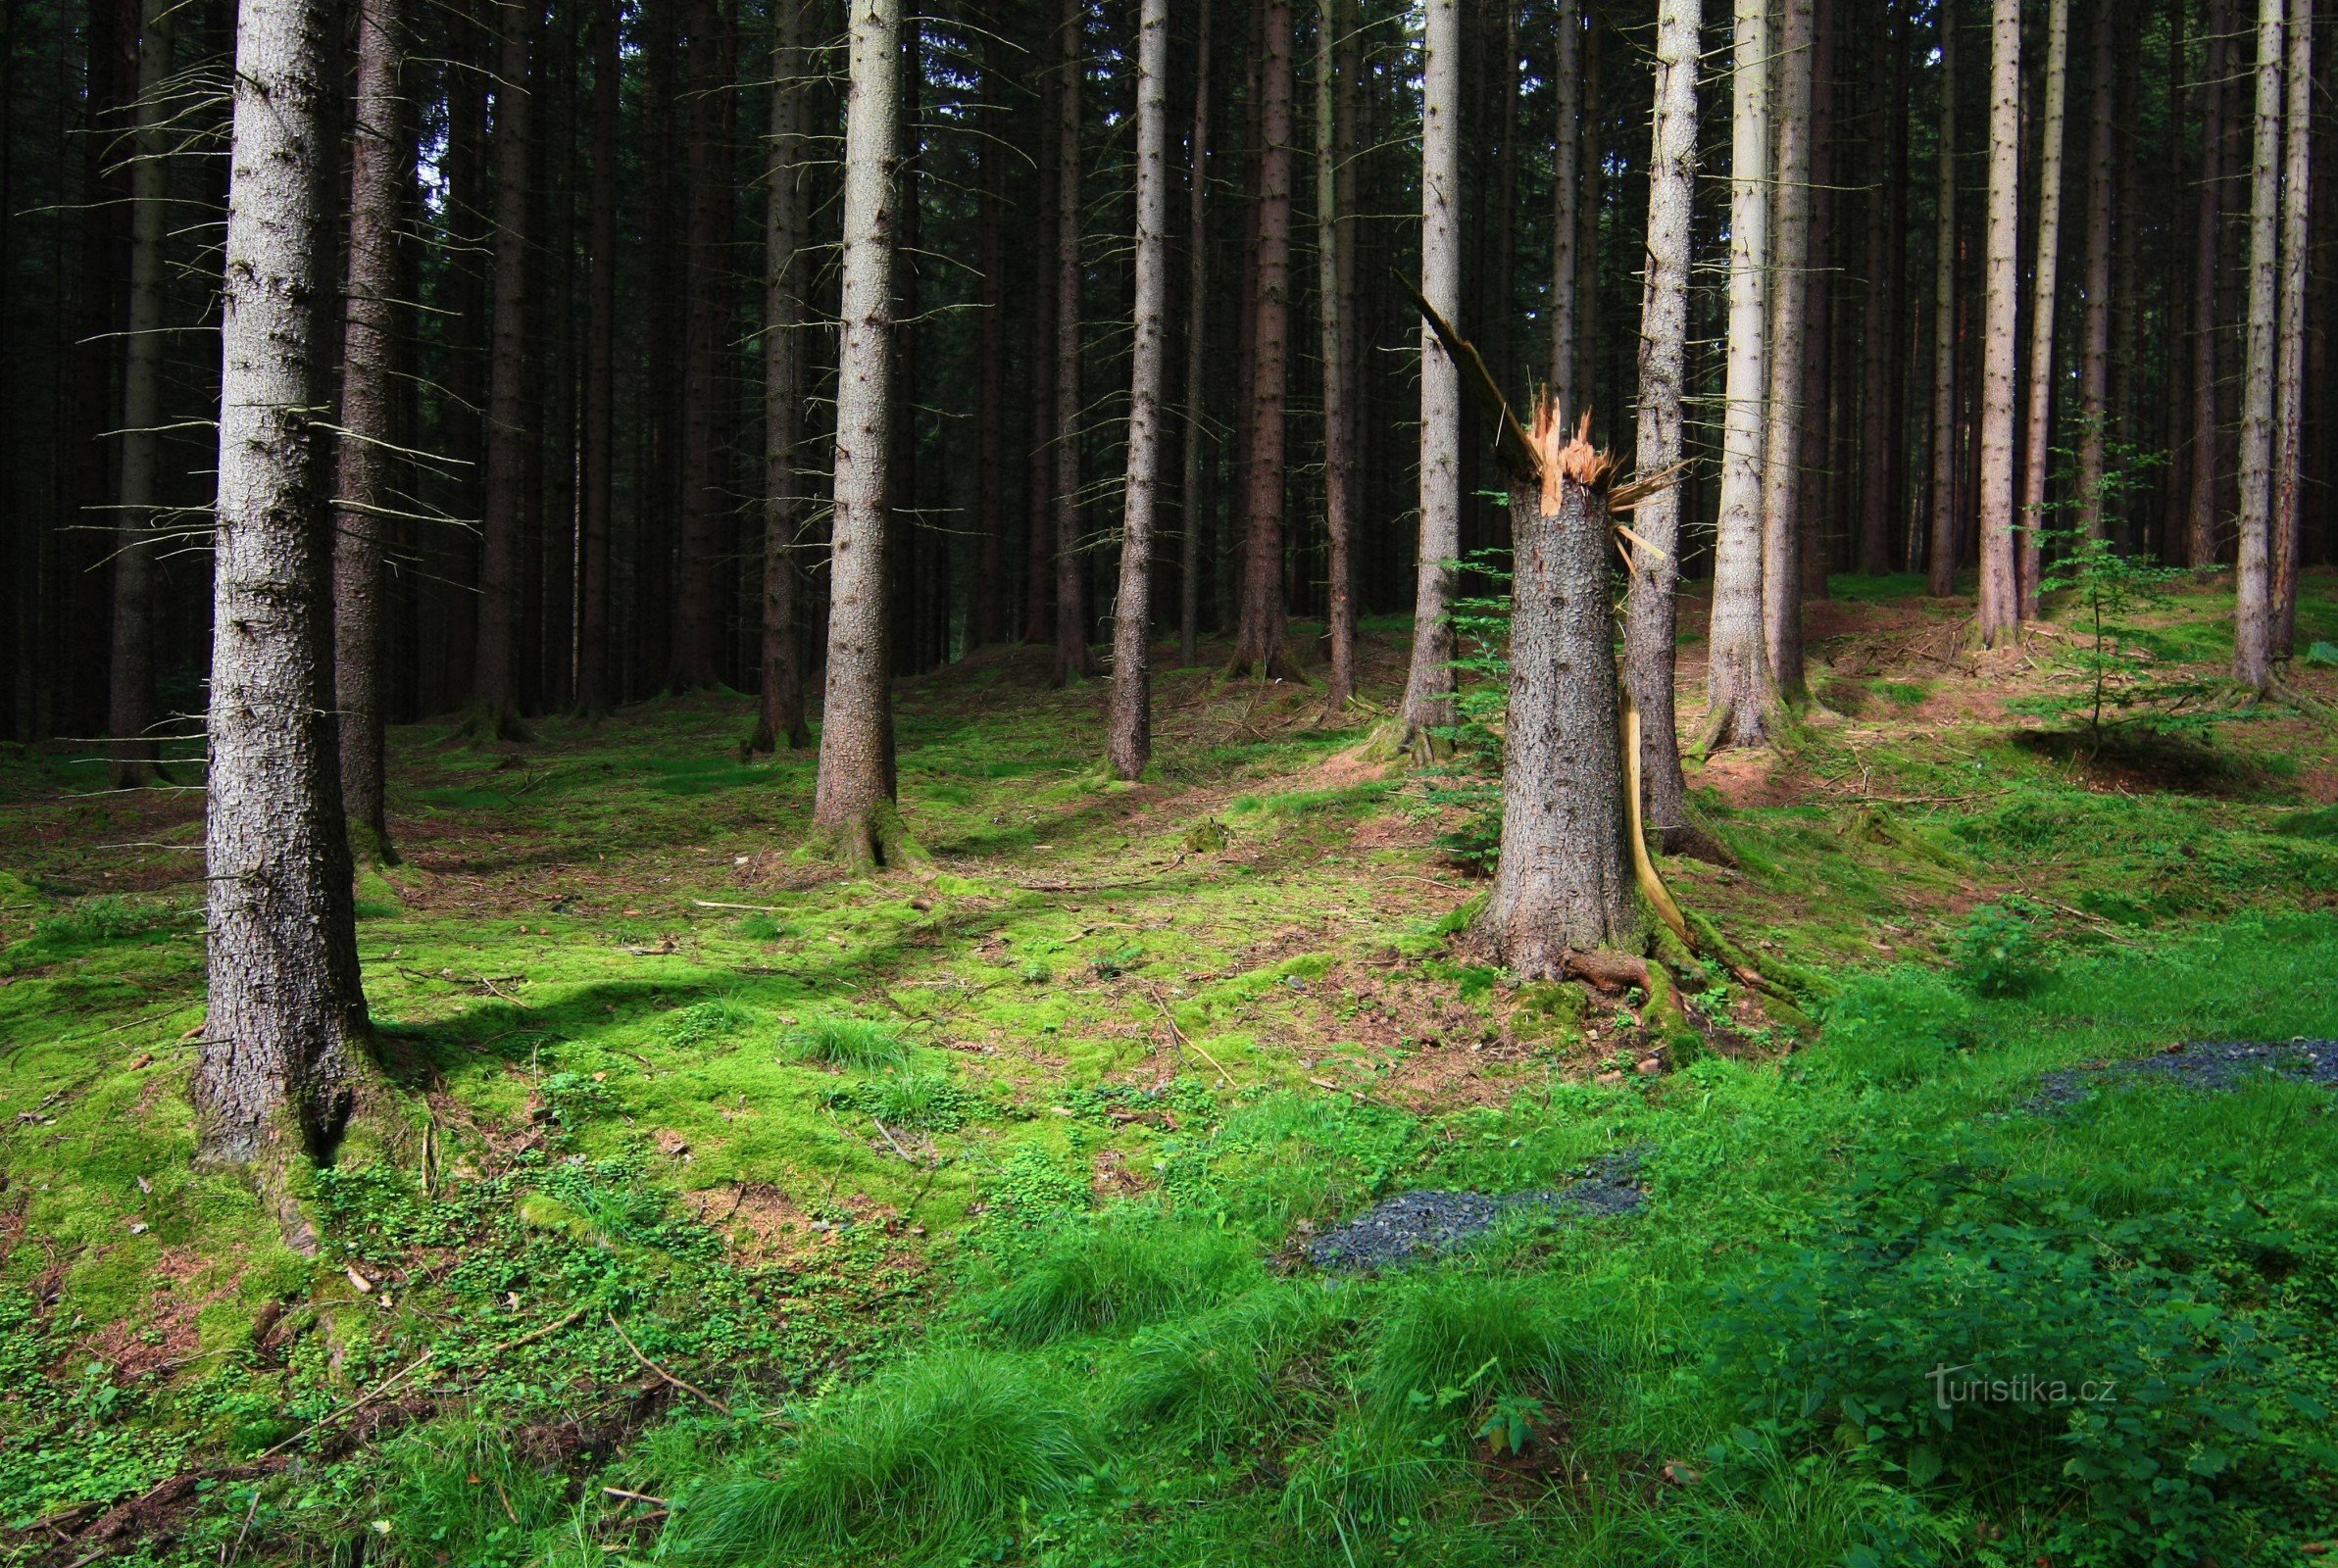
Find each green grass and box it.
[782,1013,910,1070]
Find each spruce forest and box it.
[9,0,2338,1560]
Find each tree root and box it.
[798,800,924,875]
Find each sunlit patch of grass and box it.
[974,1208,1261,1346]
[780,1014,908,1071]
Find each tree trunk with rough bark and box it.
[1230,0,1295,678]
[2073,0,2114,540]
[810,0,904,867]
[1926,0,1960,595]
[475,0,537,728]
[1704,0,1774,748]
[1626,0,1699,853]
[1398,0,1461,748]
[1858,0,1905,575]
[197,0,377,1205]
[1472,414,1644,973]
[753,0,809,752]
[1024,110,1059,647]
[2235,0,2284,690]
[1317,0,1354,710]
[2186,0,2231,569]
[108,0,171,789]
[1975,0,2020,645]
[2270,0,2311,656]
[575,0,617,713]
[1052,0,1090,685]
[1761,0,1815,701]
[1109,0,1169,777]
[1178,0,1213,668]
[334,0,404,860]
[668,0,725,690]
[1550,0,1582,411]
[972,28,1007,649]
[2018,0,2069,616]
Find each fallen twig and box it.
[608,1312,731,1416]
[260,1305,590,1457]
[689,899,786,912]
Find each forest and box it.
[4,0,2338,1560]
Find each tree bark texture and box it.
[1399,0,1461,746]
[2234,0,2284,690]
[1177,0,1213,669]
[1052,0,1091,684]
[2270,0,2311,655]
[333,0,404,859]
[2186,0,2232,569]
[1975,0,2021,645]
[756,0,810,751]
[2073,0,2115,540]
[1550,0,1582,412]
[1108,0,1169,779]
[108,0,172,789]
[2017,0,2069,616]
[1926,0,1960,595]
[1760,0,1815,700]
[1317,0,1355,710]
[1858,0,1905,576]
[1230,0,1295,678]
[197,0,375,1176]
[474,0,536,726]
[972,27,1008,649]
[668,0,726,690]
[575,0,617,712]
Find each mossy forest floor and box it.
[6,574,2338,1567]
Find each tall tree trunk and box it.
[334,0,404,860]
[1109,0,1169,776]
[1398,0,1461,747]
[810,0,902,867]
[2073,0,2114,539]
[1550,0,1582,410]
[474,0,536,729]
[1704,0,1774,748]
[2270,0,2311,655]
[1760,0,1815,700]
[1974,0,2021,645]
[1926,0,1961,594]
[754,0,809,751]
[1797,0,1837,603]
[1024,102,1059,646]
[107,0,171,788]
[1230,0,1295,677]
[1178,0,1214,668]
[2186,0,2232,568]
[668,0,725,690]
[2017,0,2069,616]
[575,0,617,713]
[1051,0,1090,684]
[1472,416,1643,972]
[2234,0,2284,690]
[1317,0,1354,710]
[1858,0,1904,575]
[972,27,1008,649]
[1626,0,1699,853]
[197,0,376,1199]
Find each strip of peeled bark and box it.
[810,0,903,867]
[1398,0,1462,747]
[1974,0,2021,647]
[1230,0,1295,678]
[2017,0,2069,617]
[108,0,172,790]
[754,0,810,753]
[1052,0,1091,685]
[334,0,405,860]
[1925,0,1960,596]
[2234,0,2284,692]
[2270,0,2311,657]
[1108,0,1169,780]
[1625,0,1699,852]
[1472,411,1645,974]
[1177,0,1213,669]
[2073,0,2115,541]
[1760,0,1815,701]
[1317,0,1354,710]
[1703,0,1774,749]
[198,0,376,1184]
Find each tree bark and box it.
[2234,0,2284,691]
[667,0,726,690]
[574,0,617,713]
[1178,0,1214,669]
[753,0,809,751]
[1761,0,1815,700]
[2017,0,2069,617]
[1858,0,1905,576]
[1398,0,1461,747]
[107,0,172,789]
[1317,0,1355,710]
[474,0,536,729]
[1550,0,1582,412]
[2270,0,2311,656]
[333,0,404,860]
[1472,416,1644,973]
[810,0,902,866]
[1230,0,1295,678]
[1051,0,1091,684]
[1925,0,1960,595]
[1024,99,1059,647]
[972,26,1008,650]
[1626,0,1699,853]
[2072,0,2114,540]
[1108,0,1169,777]
[1704,0,1774,748]
[1974,0,2020,646]
[2186,0,2232,569]
[197,0,376,1190]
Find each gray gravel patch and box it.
[2028,1039,2338,1113]
[1306,1151,1645,1272]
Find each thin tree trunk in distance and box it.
[1858,0,1904,575]
[754,0,809,751]
[2073,0,2114,539]
[1318,0,1354,710]
[1399,0,1461,748]
[2234,0,2284,690]
[1926,0,1960,595]
[2186,0,2231,569]
[1626,0,1699,852]
[108,0,171,789]
[197,0,376,1200]
[1761,0,1815,700]
[474,0,535,730]
[1974,0,2020,645]
[334,0,404,860]
[668,0,725,690]
[2270,0,2311,655]
[1178,0,1213,668]
[2017,0,2069,617]
[812,0,902,867]
[972,28,1007,649]
[575,0,617,713]
[1550,0,1582,410]
[1109,0,1169,778]
[1052,0,1090,684]
[1703,0,1774,748]
[1230,0,1295,677]
[1024,108,1058,646]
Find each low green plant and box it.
[1813,967,1976,1087]
[660,997,753,1047]
[1949,901,2049,998]
[826,1069,970,1133]
[1111,1280,1345,1446]
[975,1208,1260,1346]
[2013,524,2230,751]
[781,1014,908,1070]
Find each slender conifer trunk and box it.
[1399,0,1462,746]
[1231,0,1295,677]
[2017,0,2070,617]
[2235,0,2285,690]
[1109,0,1169,777]
[1926,0,1961,595]
[1178,0,1214,669]
[2270,0,2312,656]
[755,0,809,751]
[1974,0,2021,645]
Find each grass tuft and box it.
[977,1208,1261,1346]
[781,1014,909,1070]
